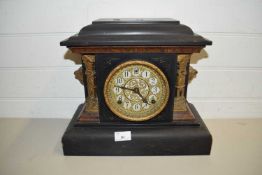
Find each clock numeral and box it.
[123,101,131,109]
[133,67,140,76]
[123,70,131,78]
[117,95,124,101]
[117,95,124,104]
[115,77,124,85]
[149,77,157,85]
[151,86,160,94]
[142,71,150,78]
[133,103,141,111]
[113,87,122,94]
[142,102,150,109]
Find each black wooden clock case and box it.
[60,18,212,156]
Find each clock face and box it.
[104,60,170,121]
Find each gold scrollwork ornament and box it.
[74,67,84,85]
[173,55,190,112]
[82,55,99,113]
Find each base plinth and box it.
[62,103,212,156]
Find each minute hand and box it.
[135,90,148,104]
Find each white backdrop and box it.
[0,0,261,118]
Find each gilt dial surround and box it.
[104,60,170,121]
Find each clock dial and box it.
[104,60,169,121]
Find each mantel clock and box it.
[60,18,212,156]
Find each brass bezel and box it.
[103,60,170,122]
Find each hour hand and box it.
[114,85,135,91]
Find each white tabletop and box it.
[0,118,261,175]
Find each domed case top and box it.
[60,18,212,47]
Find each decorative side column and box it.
[173,54,198,112]
[82,55,98,113]
[173,54,190,112]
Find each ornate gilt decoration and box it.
[82,55,98,113]
[84,96,99,113]
[173,54,190,112]
[74,67,84,85]
[189,66,198,83]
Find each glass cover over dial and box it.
[104,60,170,121]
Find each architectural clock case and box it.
[60,18,213,155]
[95,53,177,122]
